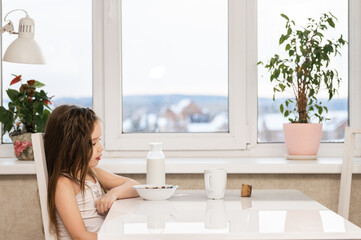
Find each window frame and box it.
[93,0,361,157]
[0,0,360,158]
[247,0,361,158]
[99,0,248,152]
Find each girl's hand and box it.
[96,190,117,215]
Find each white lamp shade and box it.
[3,37,45,64]
[3,15,45,64]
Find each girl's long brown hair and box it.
[44,105,99,236]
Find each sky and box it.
[123,0,348,98]
[1,0,348,99]
[122,0,228,96]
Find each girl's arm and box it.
[55,176,97,240]
[94,167,140,215]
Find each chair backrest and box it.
[338,127,361,219]
[32,133,56,240]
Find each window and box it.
[1,0,360,157]
[257,0,348,143]
[98,0,361,156]
[121,0,228,134]
[101,0,247,151]
[1,0,92,143]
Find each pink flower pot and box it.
[10,133,34,160]
[283,123,322,156]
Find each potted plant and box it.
[0,74,53,160]
[258,13,347,156]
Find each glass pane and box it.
[122,0,228,133]
[2,0,92,142]
[257,0,348,142]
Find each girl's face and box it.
[89,120,104,168]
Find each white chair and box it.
[32,133,56,240]
[338,127,361,219]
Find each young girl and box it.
[44,105,139,239]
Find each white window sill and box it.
[1,157,361,175]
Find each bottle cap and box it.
[149,142,163,150]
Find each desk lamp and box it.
[0,9,45,64]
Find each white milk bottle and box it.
[146,143,165,186]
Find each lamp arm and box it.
[1,9,29,34]
[0,21,15,34]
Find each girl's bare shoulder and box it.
[56,175,80,195]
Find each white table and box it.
[98,189,361,240]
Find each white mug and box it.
[204,169,227,199]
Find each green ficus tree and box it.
[258,13,347,123]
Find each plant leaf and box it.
[32,81,45,88]
[0,107,13,135]
[280,14,289,21]
[6,89,19,102]
[280,104,284,113]
[327,18,335,28]
[279,35,286,45]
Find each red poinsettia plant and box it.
[0,74,53,136]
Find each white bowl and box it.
[133,184,178,201]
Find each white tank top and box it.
[56,176,105,239]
